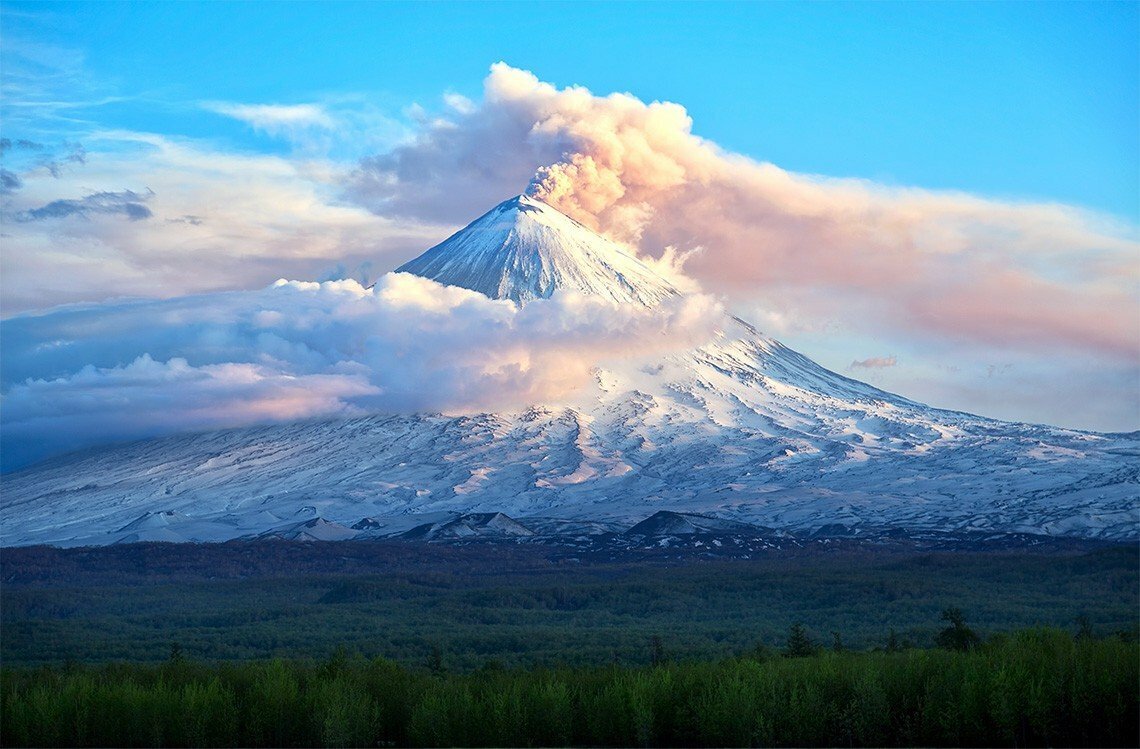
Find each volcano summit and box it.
[397,194,678,306]
[2,194,1137,547]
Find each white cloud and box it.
[0,131,448,313]
[200,97,411,155]
[1,274,723,469]
[0,355,378,470]
[443,92,476,115]
[203,102,335,135]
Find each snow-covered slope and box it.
[396,194,677,306]
[3,194,1137,546]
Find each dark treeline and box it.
[5,547,1136,668]
[3,628,1136,748]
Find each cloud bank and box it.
[0,274,722,469]
[0,132,444,313]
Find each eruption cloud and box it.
[353,63,1139,362]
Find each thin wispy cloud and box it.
[203,101,336,135]
[0,137,87,183]
[19,188,153,222]
[0,138,46,152]
[850,356,897,370]
[0,34,126,140]
[200,97,411,156]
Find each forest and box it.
[3,542,1136,668]
[3,627,1136,747]
[3,541,1137,746]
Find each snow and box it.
[396,194,677,306]
[2,193,1137,546]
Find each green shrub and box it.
[1,629,1136,747]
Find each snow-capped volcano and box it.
[396,193,677,306]
[2,194,1137,547]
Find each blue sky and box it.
[4,0,1137,218]
[1,1,1137,438]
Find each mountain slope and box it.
[2,194,1137,547]
[396,194,677,306]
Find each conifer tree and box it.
[784,623,815,657]
[935,608,980,651]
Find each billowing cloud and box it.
[0,274,723,469]
[850,356,897,370]
[349,63,1139,363]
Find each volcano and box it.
[3,194,1137,546]
[397,193,678,306]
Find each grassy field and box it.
[2,542,1135,669]
[2,629,1136,747]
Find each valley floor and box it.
[2,540,1135,668]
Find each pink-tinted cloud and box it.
[850,356,897,370]
[0,354,379,469]
[350,63,1139,362]
[1,274,723,469]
